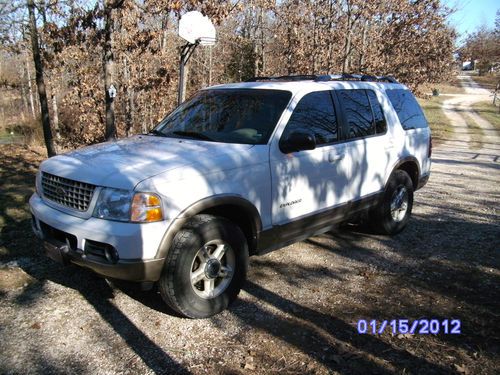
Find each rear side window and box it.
[282,91,338,145]
[386,89,428,130]
[337,89,375,139]
[367,90,387,134]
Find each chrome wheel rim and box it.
[390,185,409,222]
[190,240,235,299]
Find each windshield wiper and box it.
[170,131,214,141]
[147,129,166,137]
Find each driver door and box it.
[269,90,350,226]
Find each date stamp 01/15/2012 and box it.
[357,319,462,335]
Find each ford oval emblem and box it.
[56,187,67,197]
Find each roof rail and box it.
[315,74,399,83]
[244,73,399,84]
[245,75,318,82]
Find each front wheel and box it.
[371,170,414,235]
[158,215,248,318]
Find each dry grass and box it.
[470,74,500,91]
[418,96,452,142]
[417,76,463,143]
[464,113,485,150]
[0,145,44,261]
[420,76,464,95]
[471,101,500,131]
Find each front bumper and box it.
[30,193,167,282]
[42,240,164,282]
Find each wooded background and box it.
[0,0,468,155]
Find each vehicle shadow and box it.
[15,264,189,375]
[311,217,500,358]
[230,281,452,374]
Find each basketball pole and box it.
[178,40,200,106]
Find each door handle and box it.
[384,142,394,150]
[328,153,345,163]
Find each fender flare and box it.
[154,195,262,260]
[386,156,421,189]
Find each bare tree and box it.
[103,0,124,140]
[27,0,55,156]
[1,0,456,150]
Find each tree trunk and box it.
[208,45,213,86]
[342,1,353,74]
[253,41,259,77]
[27,0,56,157]
[342,17,352,73]
[123,56,134,136]
[103,0,117,141]
[260,7,265,74]
[40,0,48,25]
[161,15,169,53]
[52,94,61,140]
[326,1,335,72]
[312,10,317,74]
[20,66,29,116]
[25,55,36,118]
[359,20,369,72]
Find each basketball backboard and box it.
[178,11,216,46]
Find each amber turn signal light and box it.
[131,193,163,222]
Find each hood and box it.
[40,135,254,189]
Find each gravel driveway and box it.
[0,77,499,374]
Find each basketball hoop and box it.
[179,11,216,46]
[177,11,217,105]
[197,37,217,46]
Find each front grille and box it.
[41,172,96,211]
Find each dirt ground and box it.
[0,77,499,374]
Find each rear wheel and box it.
[158,215,248,318]
[371,170,414,235]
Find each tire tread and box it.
[158,214,247,318]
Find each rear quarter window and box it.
[386,89,428,130]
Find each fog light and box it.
[104,247,119,264]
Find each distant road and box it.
[440,75,499,156]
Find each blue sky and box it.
[444,0,498,43]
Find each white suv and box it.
[30,74,431,318]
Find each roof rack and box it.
[245,73,398,84]
[245,75,318,82]
[315,73,398,83]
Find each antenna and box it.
[177,11,217,105]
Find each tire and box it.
[371,170,414,235]
[158,214,249,318]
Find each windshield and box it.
[153,89,292,145]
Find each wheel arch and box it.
[389,156,420,190]
[155,195,263,260]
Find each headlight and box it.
[93,188,133,222]
[131,193,163,222]
[93,188,163,223]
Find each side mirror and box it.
[280,130,316,154]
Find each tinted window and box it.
[386,89,428,130]
[367,90,387,134]
[282,91,338,145]
[338,90,375,139]
[155,89,292,144]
